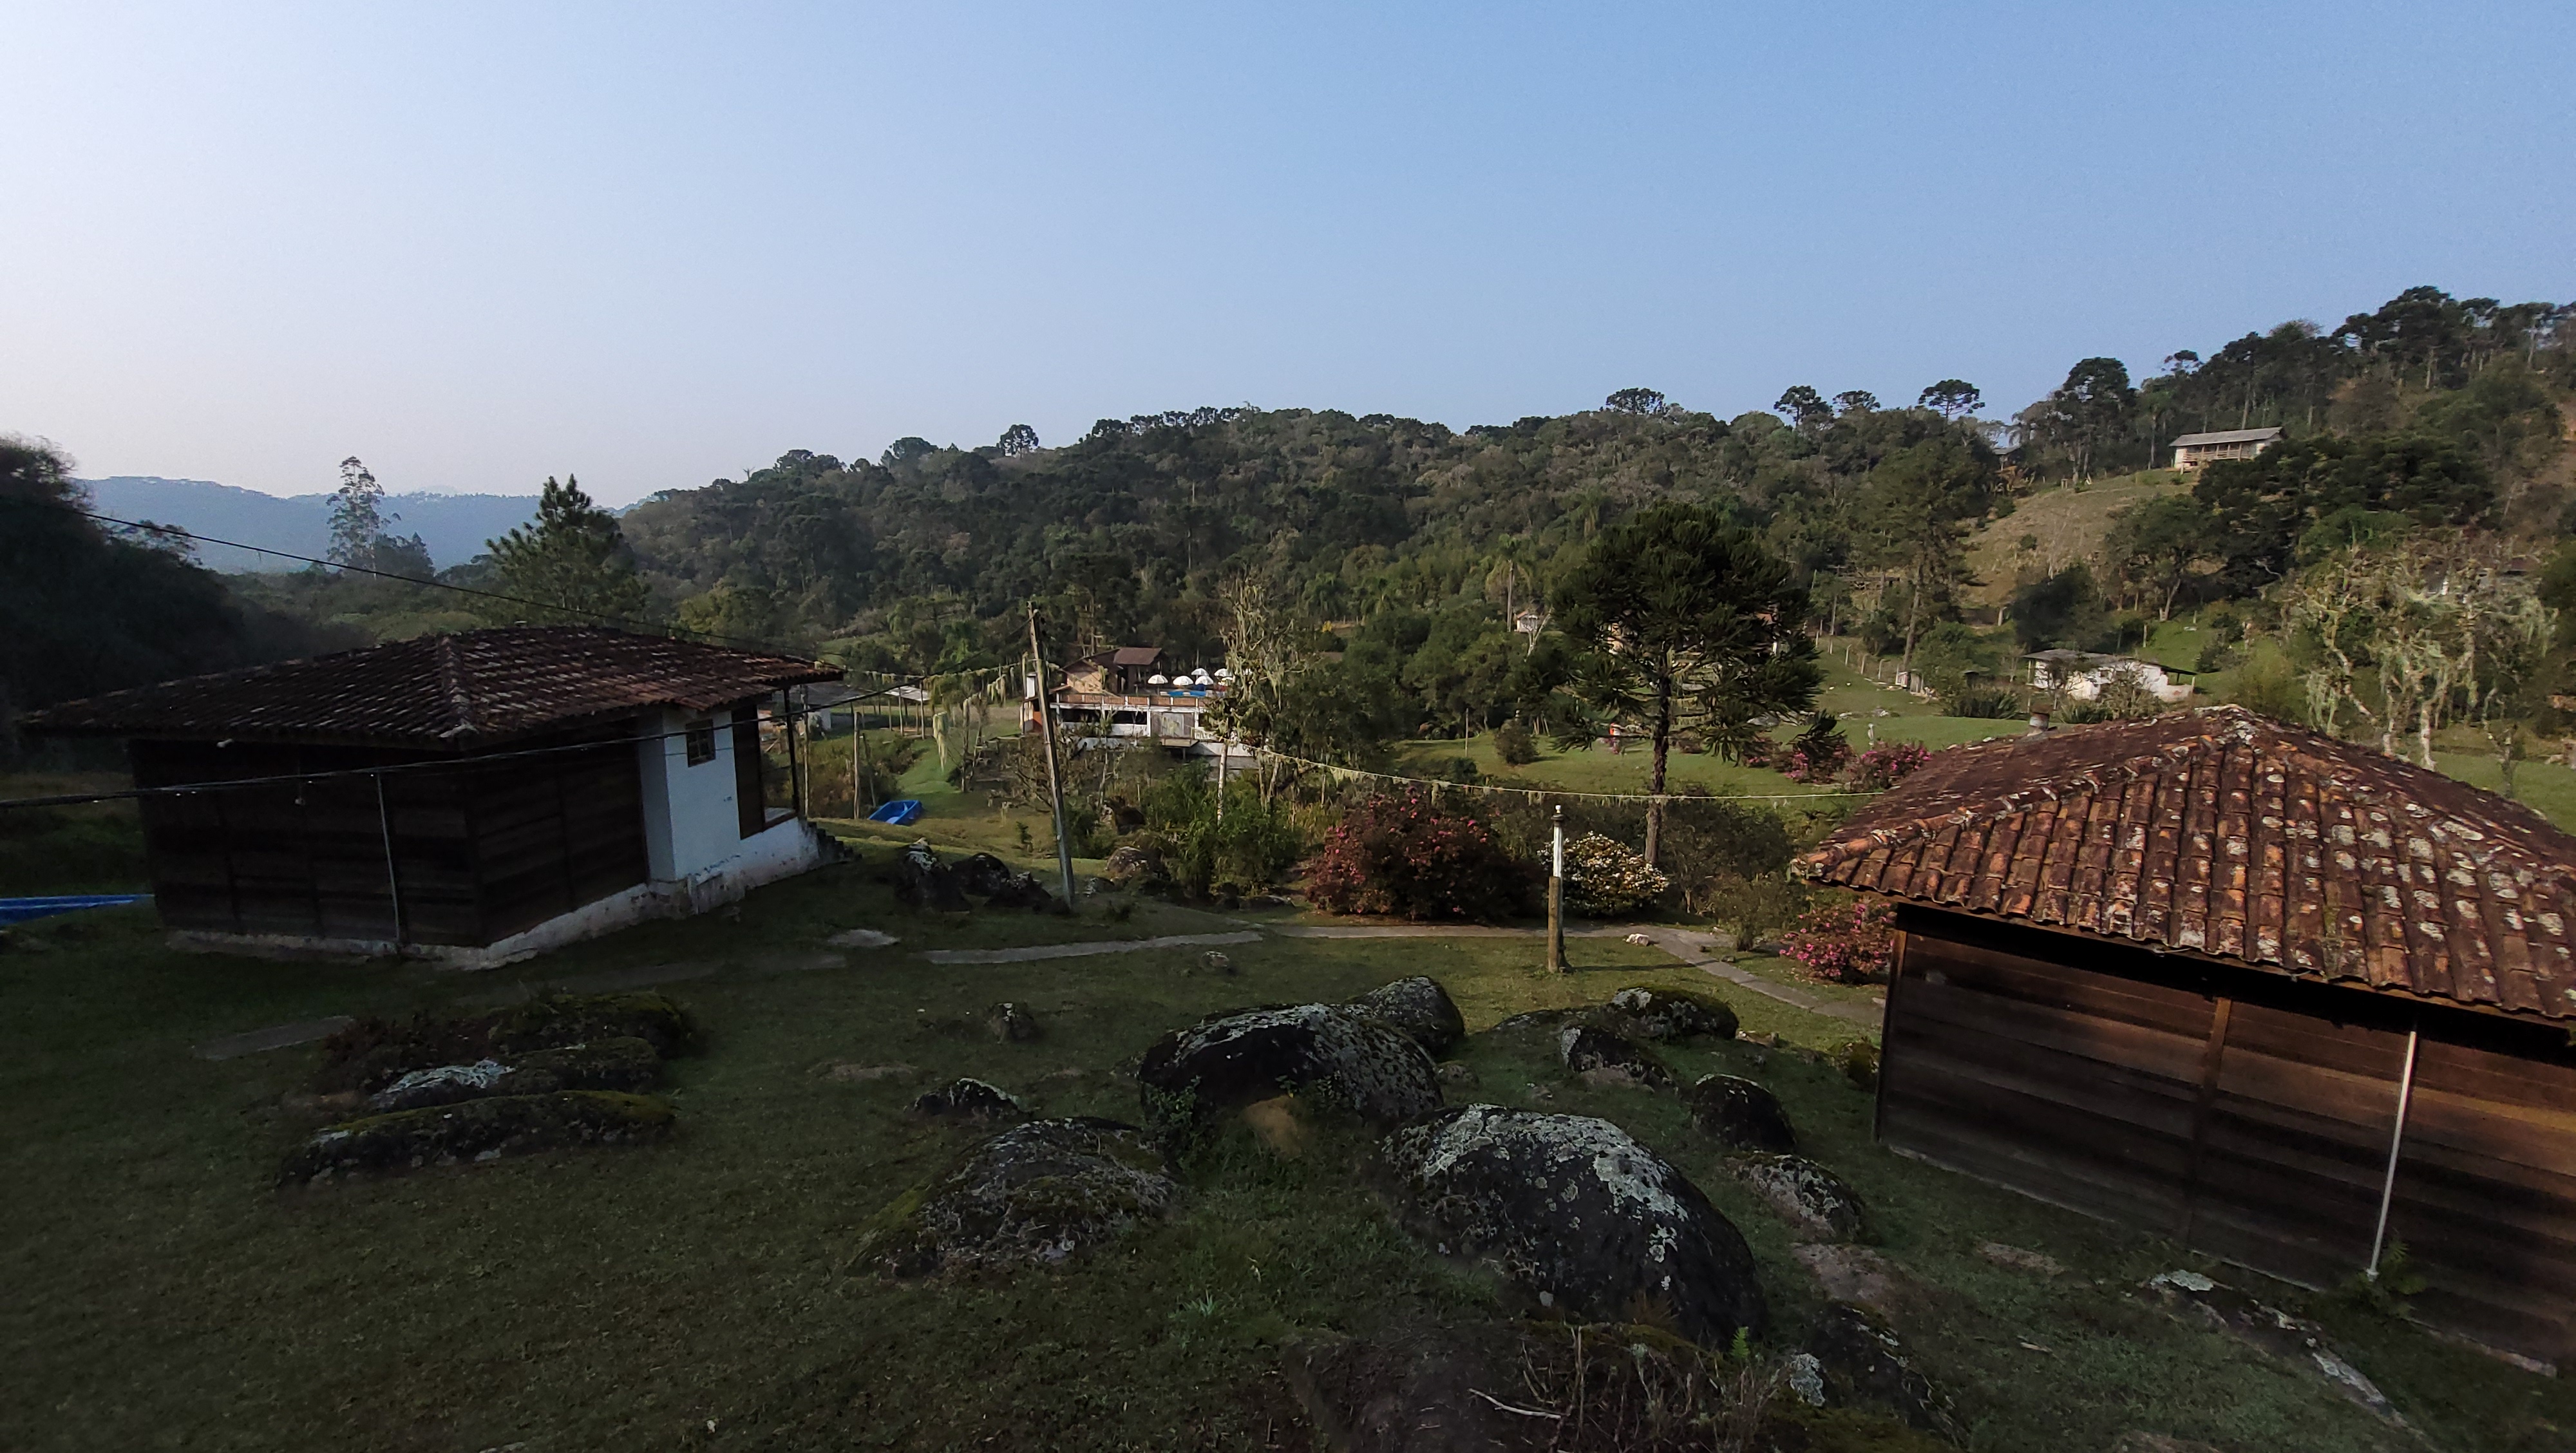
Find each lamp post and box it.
[1547,804,1566,974]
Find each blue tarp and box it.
[0,894,147,927]
[867,799,924,826]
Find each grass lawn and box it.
[6,823,2571,1451]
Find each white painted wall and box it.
[636,705,755,881]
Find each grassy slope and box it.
[1960,471,2190,609]
[4,826,2571,1451]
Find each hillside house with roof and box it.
[28,628,843,967]
[1801,706,2576,1365]
[2022,649,2198,704]
[2170,426,2283,471]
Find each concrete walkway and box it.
[920,931,1263,965]
[1619,924,1886,1030]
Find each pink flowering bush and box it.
[1849,741,1931,792]
[1779,898,1897,983]
[1307,790,1530,921]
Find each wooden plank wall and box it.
[1884,909,2576,1365]
[129,740,478,944]
[2392,1029,2576,1362]
[469,737,649,942]
[1880,925,2215,1229]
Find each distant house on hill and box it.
[2170,426,2282,471]
[2022,649,2197,704]
[1802,706,2576,1367]
[26,628,842,967]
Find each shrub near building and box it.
[1306,789,1530,920]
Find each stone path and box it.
[1620,924,1885,1030]
[469,960,723,1005]
[193,1015,355,1061]
[920,931,1264,965]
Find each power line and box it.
[78,508,795,655]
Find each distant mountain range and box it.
[79,477,543,574]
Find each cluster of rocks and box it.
[854,970,1953,1439]
[891,839,1057,913]
[282,992,697,1185]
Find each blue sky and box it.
[3,3,2568,504]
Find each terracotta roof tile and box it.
[26,627,840,751]
[1799,705,2576,1020]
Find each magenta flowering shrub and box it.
[1778,898,1897,983]
[1850,741,1931,792]
[1307,790,1530,921]
[1782,741,1850,783]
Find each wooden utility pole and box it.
[1546,804,1566,973]
[1027,603,1077,907]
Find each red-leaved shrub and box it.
[1850,741,1931,792]
[1779,898,1897,983]
[1305,790,1530,921]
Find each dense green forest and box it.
[6,283,2571,773]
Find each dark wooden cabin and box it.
[1803,705,2576,1367]
[29,628,840,962]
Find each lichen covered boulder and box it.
[1604,986,1738,1042]
[1347,976,1467,1056]
[1684,1074,1796,1152]
[1557,1023,1673,1090]
[1099,842,1168,888]
[912,1078,1027,1122]
[893,838,971,911]
[1725,1153,1871,1242]
[279,1090,674,1185]
[1808,1302,1960,1439]
[858,1117,1176,1277]
[1137,1004,1441,1133]
[361,1041,667,1112]
[1379,1105,1768,1345]
[954,852,1055,911]
[487,992,699,1058]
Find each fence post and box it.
[1547,804,1566,974]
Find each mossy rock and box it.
[1604,985,1739,1042]
[1558,1022,1674,1090]
[312,1009,504,1094]
[1345,976,1467,1056]
[361,1036,664,1112]
[857,1117,1175,1277]
[1137,1004,1443,1137]
[1725,1153,1873,1242]
[488,992,699,1058]
[279,1090,674,1185]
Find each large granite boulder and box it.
[1724,1153,1871,1242]
[1137,1004,1442,1133]
[1099,842,1168,888]
[1604,986,1739,1042]
[1379,1105,1768,1345]
[1557,1023,1674,1090]
[858,1117,1176,1277]
[893,839,971,911]
[1683,1074,1797,1152]
[1807,1302,1960,1439]
[279,1090,674,1185]
[1347,976,1466,1056]
[953,852,1055,911]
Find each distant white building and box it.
[2023,650,2197,705]
[2170,426,2282,471]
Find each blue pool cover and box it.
[0,894,147,927]
[867,799,924,826]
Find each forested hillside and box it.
[7,283,2571,774]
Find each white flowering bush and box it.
[1549,832,1669,916]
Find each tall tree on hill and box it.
[327,457,387,567]
[1861,436,1993,686]
[482,475,652,629]
[1555,504,1817,865]
[1917,379,1983,419]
